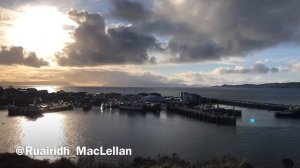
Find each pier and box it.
[167,105,236,126]
[202,97,290,111]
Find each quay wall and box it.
[167,106,236,126]
[204,98,289,111]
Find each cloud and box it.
[0,0,83,9]
[0,63,294,87]
[56,10,158,66]
[0,7,16,20]
[0,46,48,67]
[108,0,300,63]
[293,63,300,72]
[212,62,279,75]
[66,69,185,87]
[175,71,255,86]
[110,0,151,21]
[0,66,185,87]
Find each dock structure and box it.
[167,105,236,126]
[203,98,289,111]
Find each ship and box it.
[119,104,144,111]
[7,102,73,116]
[82,104,92,111]
[119,101,144,111]
[7,104,42,117]
[275,106,300,118]
[42,102,73,113]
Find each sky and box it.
[0,0,300,87]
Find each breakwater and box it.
[202,97,290,111]
[167,105,236,126]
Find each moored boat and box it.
[8,104,42,117]
[275,106,300,118]
[43,103,73,113]
[119,104,144,111]
[7,105,26,116]
[119,101,144,111]
[82,104,92,111]
[7,102,73,117]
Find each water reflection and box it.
[1,107,300,167]
[0,111,22,153]
[20,113,65,159]
[33,85,60,93]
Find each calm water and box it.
[1,87,300,167]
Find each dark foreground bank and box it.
[0,153,254,168]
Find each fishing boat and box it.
[7,105,26,116]
[0,105,6,110]
[275,106,300,118]
[26,104,42,116]
[119,104,144,111]
[42,102,73,113]
[119,101,144,111]
[7,102,73,117]
[8,104,42,116]
[82,104,92,111]
[143,102,161,112]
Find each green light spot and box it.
[250,118,255,123]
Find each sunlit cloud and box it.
[293,63,300,72]
[5,6,76,60]
[212,62,280,75]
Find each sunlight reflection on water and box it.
[33,85,60,93]
[18,114,66,159]
[21,114,65,148]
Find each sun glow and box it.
[7,6,76,58]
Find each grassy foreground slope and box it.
[0,153,253,168]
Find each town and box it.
[0,86,299,126]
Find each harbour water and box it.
[1,86,300,167]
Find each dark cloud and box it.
[110,0,150,21]
[108,0,300,63]
[214,62,279,74]
[168,41,223,62]
[0,46,48,67]
[56,10,158,66]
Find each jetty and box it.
[167,105,236,126]
[202,97,289,111]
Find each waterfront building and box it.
[180,92,201,105]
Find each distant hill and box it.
[216,82,300,88]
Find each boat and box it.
[7,102,73,117]
[119,102,144,111]
[0,105,7,110]
[26,104,42,116]
[143,102,161,112]
[43,103,73,113]
[8,104,42,116]
[275,106,300,118]
[7,105,26,116]
[82,104,92,111]
[197,104,242,117]
[119,104,144,111]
